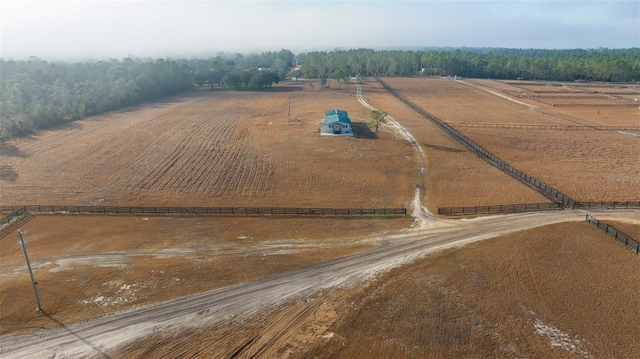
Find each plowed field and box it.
[0,86,415,208]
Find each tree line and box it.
[1,57,193,139]
[299,48,640,83]
[1,47,637,140]
[0,50,294,139]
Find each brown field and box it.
[298,221,640,359]
[468,78,640,125]
[88,220,639,358]
[542,98,633,107]
[357,79,552,208]
[0,86,415,208]
[1,77,639,358]
[382,77,640,202]
[0,214,411,335]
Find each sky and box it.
[1,0,639,60]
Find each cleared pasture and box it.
[95,220,640,358]
[381,77,640,202]
[298,221,640,359]
[357,79,552,209]
[1,78,638,358]
[0,87,415,209]
[0,214,411,335]
[467,78,640,125]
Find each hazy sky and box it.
[1,0,639,60]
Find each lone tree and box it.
[367,109,387,136]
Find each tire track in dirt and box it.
[82,97,216,197]
[182,117,220,194]
[0,90,317,205]
[151,122,206,192]
[88,94,276,202]
[356,84,443,229]
[98,100,216,194]
[458,79,593,127]
[4,210,625,358]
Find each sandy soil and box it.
[1,78,639,358]
[467,78,640,125]
[299,221,640,359]
[0,86,415,209]
[3,211,637,358]
[381,77,640,202]
[0,214,411,335]
[357,79,552,209]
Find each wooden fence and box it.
[0,207,27,227]
[437,201,639,216]
[575,201,640,209]
[553,103,638,108]
[586,214,639,254]
[0,205,407,217]
[377,78,578,208]
[448,123,640,131]
[437,203,562,216]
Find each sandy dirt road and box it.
[0,209,637,358]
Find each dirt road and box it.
[1,209,637,358]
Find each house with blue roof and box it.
[320,109,353,136]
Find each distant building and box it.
[320,109,353,136]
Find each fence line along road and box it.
[575,201,640,209]
[438,202,562,216]
[0,205,407,217]
[586,214,640,254]
[0,207,27,227]
[438,201,640,216]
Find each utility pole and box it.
[18,230,42,312]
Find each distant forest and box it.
[299,48,640,82]
[1,47,638,140]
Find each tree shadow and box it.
[0,143,29,158]
[0,165,19,182]
[352,122,378,139]
[43,311,113,358]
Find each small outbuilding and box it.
[320,109,353,136]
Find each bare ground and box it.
[0,214,411,335]
[1,79,639,358]
[381,77,640,203]
[298,221,640,359]
[0,86,415,208]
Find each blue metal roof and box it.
[325,109,348,117]
[321,109,351,124]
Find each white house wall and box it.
[320,122,353,136]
